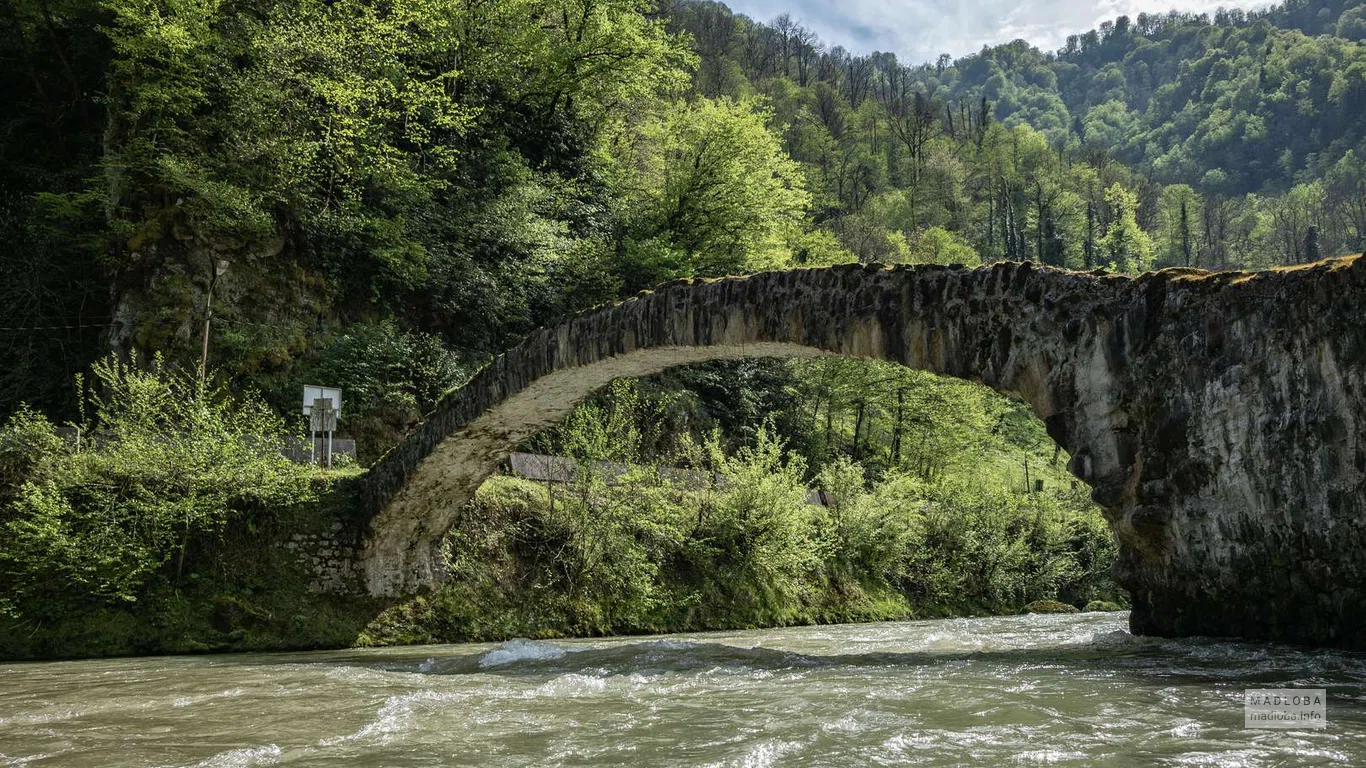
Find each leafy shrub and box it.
[0,355,315,622]
[698,425,818,606]
[815,457,920,584]
[408,391,1124,643]
[302,322,470,463]
[0,406,64,504]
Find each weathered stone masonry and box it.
[354,256,1366,649]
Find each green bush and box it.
[369,392,1126,644]
[0,355,316,623]
[701,425,818,601]
[299,322,471,464]
[815,457,921,585]
[0,405,64,504]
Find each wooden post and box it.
[198,259,229,381]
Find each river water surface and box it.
[3,612,1365,766]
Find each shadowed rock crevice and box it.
[358,256,1366,649]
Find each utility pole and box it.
[199,259,230,381]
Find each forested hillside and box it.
[676,0,1366,270]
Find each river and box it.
[2,612,1364,766]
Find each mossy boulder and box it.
[1083,600,1125,612]
[1024,599,1080,614]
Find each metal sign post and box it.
[310,398,338,466]
[302,386,342,467]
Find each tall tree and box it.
[619,97,810,283]
[1100,183,1155,272]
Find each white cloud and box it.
[722,0,1275,63]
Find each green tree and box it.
[1326,151,1366,251]
[1264,182,1325,263]
[1099,183,1155,272]
[1157,184,1202,267]
[909,226,979,265]
[1337,6,1366,41]
[620,96,811,283]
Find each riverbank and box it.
[357,471,1124,647]
[0,477,380,661]
[0,468,1124,661]
[0,367,1124,661]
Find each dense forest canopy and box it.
[3,0,1365,453]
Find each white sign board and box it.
[302,385,343,417]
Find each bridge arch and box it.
[360,257,1366,648]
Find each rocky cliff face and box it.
[361,256,1366,648]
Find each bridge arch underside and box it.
[361,258,1366,649]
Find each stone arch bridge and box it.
[349,257,1366,649]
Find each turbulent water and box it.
[3,613,1366,767]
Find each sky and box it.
[722,0,1276,64]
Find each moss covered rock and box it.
[1083,600,1125,612]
